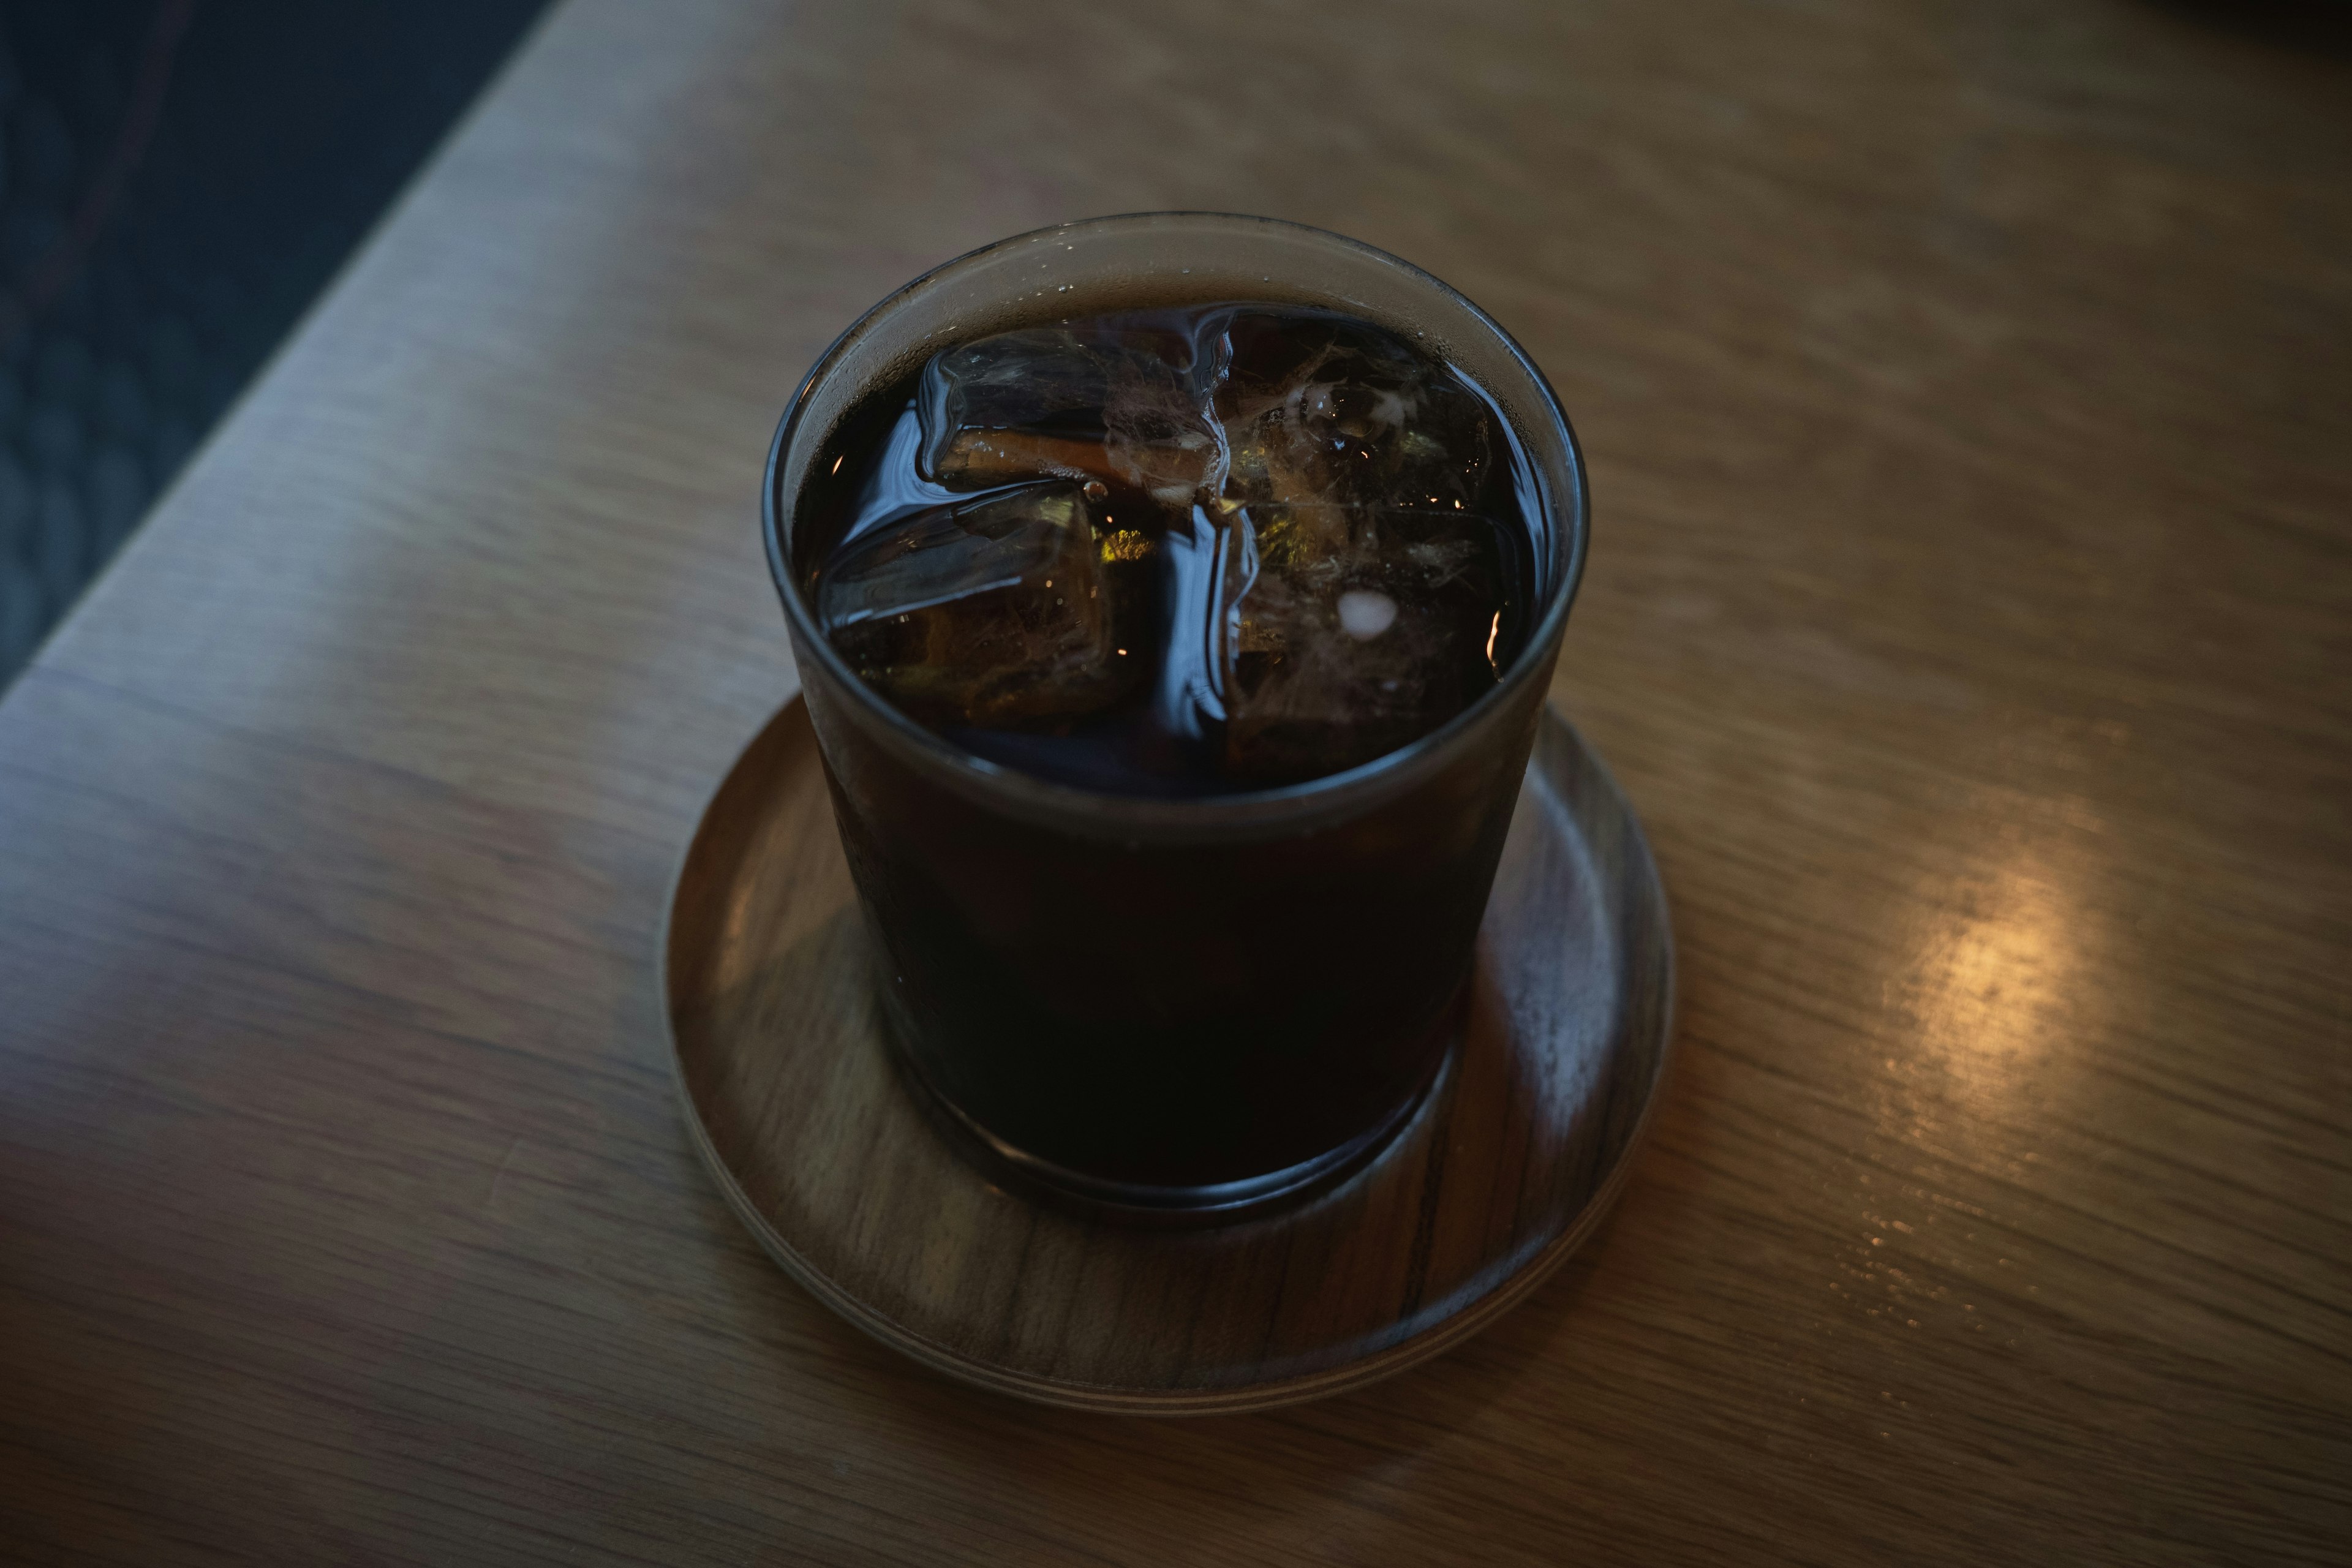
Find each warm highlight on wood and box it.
[666,699,1671,1411]
[1,0,2344,1561]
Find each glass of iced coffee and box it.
[764,213,1588,1221]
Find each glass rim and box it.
[762,211,1591,832]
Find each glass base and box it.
[888,1032,1457,1228]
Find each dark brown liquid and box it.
[812,696,1527,1194]
[785,303,1559,1199]
[800,304,1547,796]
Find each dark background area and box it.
[0,0,549,685]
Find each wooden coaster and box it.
[664,696,1674,1414]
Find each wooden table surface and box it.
[4,1,2346,1561]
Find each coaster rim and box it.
[662,695,1675,1414]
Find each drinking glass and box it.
[763,213,1589,1219]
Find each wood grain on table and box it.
[2,0,2346,1562]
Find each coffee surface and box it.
[804,304,1545,795]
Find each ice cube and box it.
[1218,311,1494,515]
[921,318,1227,505]
[820,483,1142,727]
[1217,501,1507,785]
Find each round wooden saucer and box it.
[663,696,1674,1414]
